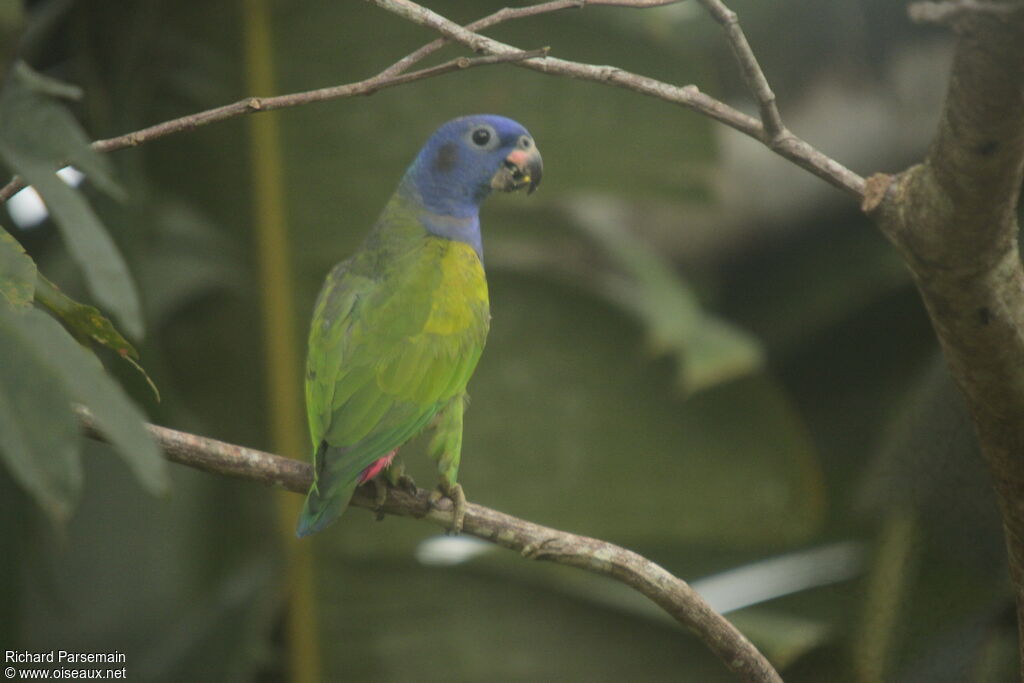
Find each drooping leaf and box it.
[0,306,81,520]
[0,225,158,399]
[685,316,766,392]
[14,168,142,337]
[566,194,763,394]
[34,272,136,356]
[0,226,35,308]
[10,59,81,99]
[5,61,122,198]
[0,3,24,78]
[33,272,160,401]
[13,307,168,495]
[0,61,141,338]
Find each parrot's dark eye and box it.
[471,128,491,146]
[518,136,532,149]
[465,124,499,151]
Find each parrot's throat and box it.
[398,174,485,261]
[419,212,483,262]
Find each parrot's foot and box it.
[429,482,466,534]
[384,464,417,496]
[368,468,418,521]
[368,475,415,518]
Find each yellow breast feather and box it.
[422,239,489,337]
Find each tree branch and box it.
[377,0,683,80]
[696,0,784,140]
[367,0,866,197]
[0,0,864,203]
[78,415,781,683]
[0,48,547,203]
[0,1,682,205]
[864,4,1024,666]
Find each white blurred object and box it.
[415,535,494,566]
[416,533,863,618]
[692,541,865,614]
[7,166,85,229]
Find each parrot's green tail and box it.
[296,481,357,537]
[296,444,359,537]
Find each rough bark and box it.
[865,5,1024,665]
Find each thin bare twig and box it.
[368,0,866,197]
[78,415,782,683]
[696,0,785,140]
[0,0,681,203]
[0,48,547,203]
[1,0,862,202]
[377,0,683,79]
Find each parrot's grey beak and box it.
[492,147,543,194]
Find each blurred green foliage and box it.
[0,0,1014,681]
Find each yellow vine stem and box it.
[854,508,918,683]
[241,1,320,681]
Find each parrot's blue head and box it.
[402,114,542,223]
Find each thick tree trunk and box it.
[865,5,1024,669]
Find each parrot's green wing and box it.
[297,235,488,536]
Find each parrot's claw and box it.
[429,482,466,534]
[449,483,467,534]
[372,478,388,508]
[374,455,416,505]
[398,474,418,496]
[371,478,389,521]
[370,467,418,520]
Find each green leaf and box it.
[0,306,81,520]
[0,61,141,338]
[34,272,136,356]
[0,227,36,309]
[0,228,158,400]
[14,308,168,495]
[33,273,160,401]
[0,3,24,71]
[685,316,764,393]
[567,195,763,394]
[5,61,122,198]
[11,60,82,100]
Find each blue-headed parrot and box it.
[296,115,542,537]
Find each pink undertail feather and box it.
[358,449,398,484]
